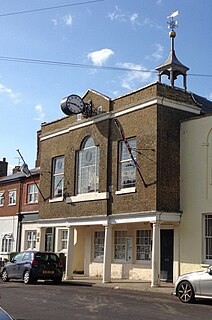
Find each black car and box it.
[1,251,63,284]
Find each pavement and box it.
[67,276,174,295]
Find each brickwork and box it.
[39,82,202,220]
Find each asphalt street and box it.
[0,279,212,320]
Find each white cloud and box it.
[142,17,162,30]
[108,6,126,22]
[52,18,58,26]
[0,83,21,103]
[117,62,153,91]
[108,6,140,26]
[146,43,164,62]
[152,43,164,61]
[52,14,73,27]
[130,13,140,26]
[208,92,212,101]
[63,14,73,26]
[88,49,114,66]
[34,104,45,122]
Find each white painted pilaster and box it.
[102,224,112,283]
[151,222,161,287]
[38,227,45,251]
[173,224,180,283]
[64,227,74,280]
[84,227,91,277]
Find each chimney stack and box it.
[0,158,8,177]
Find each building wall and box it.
[0,216,18,259]
[180,115,212,274]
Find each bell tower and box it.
[156,11,189,91]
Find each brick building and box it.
[20,24,212,286]
[0,161,40,261]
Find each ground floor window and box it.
[60,230,68,250]
[114,230,132,261]
[94,231,105,260]
[136,230,151,261]
[1,234,12,253]
[25,230,37,250]
[204,214,212,261]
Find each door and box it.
[160,230,173,282]
[45,228,55,252]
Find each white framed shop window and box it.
[114,230,132,262]
[203,214,212,263]
[93,230,105,261]
[136,229,151,262]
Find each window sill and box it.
[49,197,64,203]
[115,187,136,195]
[66,192,108,203]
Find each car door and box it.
[199,269,212,297]
[16,252,32,278]
[8,253,24,278]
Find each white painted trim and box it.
[66,192,108,203]
[40,97,200,142]
[115,187,136,195]
[28,210,181,228]
[49,197,64,203]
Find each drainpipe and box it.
[106,100,113,217]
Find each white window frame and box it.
[60,229,68,250]
[0,192,4,206]
[114,230,132,262]
[77,137,99,194]
[27,184,38,203]
[8,190,16,206]
[203,214,212,262]
[1,235,13,253]
[52,156,64,198]
[93,230,105,261]
[136,229,152,262]
[118,137,137,190]
[25,230,37,250]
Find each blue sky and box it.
[0,0,211,172]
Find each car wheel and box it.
[23,270,32,284]
[1,269,9,282]
[177,280,195,303]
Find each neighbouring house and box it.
[180,114,212,275]
[0,159,40,262]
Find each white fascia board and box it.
[35,210,181,228]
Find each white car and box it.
[173,266,212,303]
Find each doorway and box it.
[45,227,55,252]
[160,229,173,282]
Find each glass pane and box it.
[120,162,136,188]
[53,175,64,197]
[53,157,64,174]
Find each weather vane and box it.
[167,10,179,31]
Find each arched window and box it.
[77,137,99,194]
